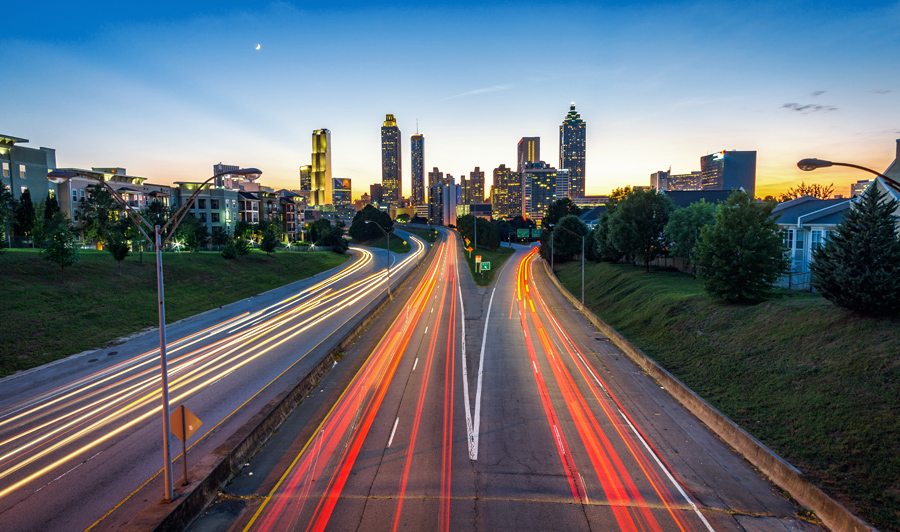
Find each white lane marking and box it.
[471,283,497,461]
[533,271,716,532]
[424,327,428,335]
[553,425,564,454]
[388,417,400,447]
[457,256,474,460]
[532,360,539,374]
[413,358,418,371]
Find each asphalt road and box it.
[190,235,825,532]
[0,234,426,532]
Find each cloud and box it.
[782,103,838,113]
[873,89,893,94]
[444,84,513,100]
[811,90,825,97]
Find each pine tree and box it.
[810,184,900,314]
[41,223,80,282]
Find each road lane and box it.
[0,236,426,532]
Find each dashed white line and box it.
[387,417,400,447]
[413,358,418,371]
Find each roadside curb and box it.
[540,259,876,532]
[121,238,437,532]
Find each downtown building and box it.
[381,114,402,203]
[428,181,457,227]
[517,137,540,172]
[522,161,568,226]
[559,103,586,198]
[333,178,352,206]
[411,133,425,206]
[700,150,757,198]
[310,129,333,206]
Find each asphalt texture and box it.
[188,234,825,532]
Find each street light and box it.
[547,224,555,274]
[47,166,261,503]
[797,158,900,188]
[365,220,391,298]
[552,223,587,306]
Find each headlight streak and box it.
[0,247,398,501]
[520,252,709,532]
[245,237,447,532]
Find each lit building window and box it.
[19,165,26,179]
[1,162,8,177]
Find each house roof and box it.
[773,196,852,227]
[579,205,606,222]
[238,191,259,200]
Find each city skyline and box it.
[3,1,899,199]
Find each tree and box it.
[211,226,229,246]
[44,194,61,221]
[542,197,582,227]
[233,220,252,239]
[592,186,631,263]
[458,215,500,251]
[348,205,393,241]
[106,232,130,275]
[260,228,278,260]
[665,199,717,275]
[222,239,239,259]
[396,213,411,222]
[174,214,209,252]
[694,191,789,301]
[778,181,834,202]
[13,188,36,237]
[79,186,118,245]
[0,183,14,250]
[607,188,673,271]
[810,184,900,314]
[494,220,514,246]
[311,220,348,253]
[545,215,588,262]
[233,234,250,256]
[41,222,80,282]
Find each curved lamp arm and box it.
[47,170,154,244]
[797,158,900,190]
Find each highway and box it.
[193,232,822,532]
[0,233,426,532]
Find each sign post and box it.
[170,404,203,486]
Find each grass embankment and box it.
[351,235,411,254]
[462,245,515,287]
[400,227,438,243]
[0,249,349,377]
[555,260,900,531]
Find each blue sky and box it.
[4,1,900,197]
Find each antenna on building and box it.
[416,119,419,134]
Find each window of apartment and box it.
[782,229,794,250]
[811,230,824,251]
[18,165,26,179]
[198,198,206,209]
[211,212,220,223]
[795,230,804,250]
[1,162,8,177]
[73,189,78,202]
[21,186,28,195]
[211,199,219,210]
[199,213,207,223]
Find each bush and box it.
[221,240,239,259]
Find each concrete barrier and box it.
[122,239,438,532]
[541,259,877,532]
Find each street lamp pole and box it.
[797,158,900,189]
[547,224,554,273]
[365,220,391,298]
[48,166,261,502]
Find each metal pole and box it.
[181,405,188,486]
[156,226,174,502]
[551,230,554,273]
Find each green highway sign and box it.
[517,229,530,238]
[481,262,491,271]
[531,229,542,237]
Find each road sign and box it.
[531,229,542,238]
[517,229,529,238]
[170,404,203,486]
[170,404,202,442]
[465,238,470,246]
[481,262,491,271]
[475,255,482,263]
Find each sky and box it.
[4,0,900,199]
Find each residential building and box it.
[0,134,57,202]
[517,137,540,172]
[381,114,402,203]
[333,177,352,206]
[700,150,757,198]
[311,129,333,206]
[428,182,457,227]
[469,167,485,203]
[411,133,425,206]
[213,162,239,187]
[559,103,586,198]
[238,191,260,224]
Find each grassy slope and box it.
[401,227,439,243]
[1,249,349,376]
[351,235,411,254]
[555,260,900,531]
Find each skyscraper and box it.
[411,133,425,206]
[507,169,523,219]
[699,150,757,197]
[522,161,567,226]
[311,129,332,206]
[299,165,312,197]
[559,103,586,198]
[333,178,352,206]
[381,114,402,203]
[428,167,444,188]
[517,137,540,172]
[469,167,485,203]
[492,164,510,218]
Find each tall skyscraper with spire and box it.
[411,133,425,206]
[381,114,402,203]
[311,129,332,206]
[559,103,586,198]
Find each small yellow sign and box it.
[170,404,202,442]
